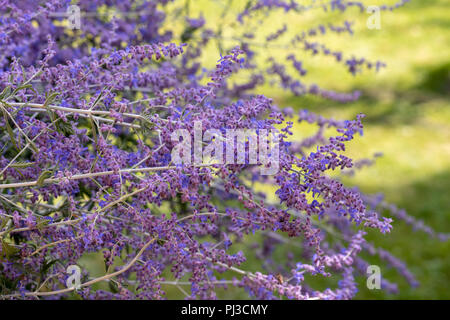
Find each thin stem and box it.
[0,163,216,189]
[0,219,81,237]
[8,102,145,120]
[30,235,83,256]
[5,237,157,298]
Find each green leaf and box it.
[20,65,27,82]
[43,92,60,108]
[55,118,74,136]
[108,281,118,293]
[245,0,254,11]
[1,102,38,153]
[0,86,12,100]
[10,162,35,168]
[11,84,33,97]
[181,26,197,43]
[89,116,98,145]
[2,108,19,151]
[37,170,53,186]
[12,167,25,179]
[35,216,50,232]
[40,258,58,276]
[91,88,106,109]
[0,217,10,236]
[1,239,19,259]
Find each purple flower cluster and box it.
[0,0,446,300]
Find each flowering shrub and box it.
[0,0,447,300]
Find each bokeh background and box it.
[80,0,450,299]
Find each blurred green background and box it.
[80,0,450,299]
